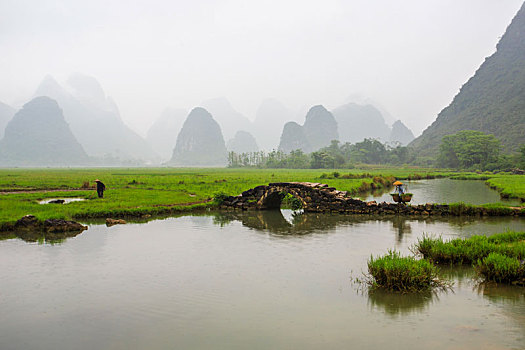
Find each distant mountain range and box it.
[34,74,158,162]
[0,96,88,166]
[0,76,417,166]
[276,103,414,154]
[410,2,525,155]
[278,105,339,153]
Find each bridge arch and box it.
[220,182,353,212]
[258,187,307,210]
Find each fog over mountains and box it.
[1,1,523,167]
[146,108,188,160]
[277,105,339,153]
[34,74,158,162]
[200,97,254,141]
[0,97,88,166]
[227,131,259,154]
[253,99,295,151]
[0,77,418,166]
[0,102,15,140]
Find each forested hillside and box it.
[410,2,525,155]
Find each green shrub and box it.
[367,250,446,292]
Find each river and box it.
[0,180,524,349]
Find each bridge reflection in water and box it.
[212,210,525,241]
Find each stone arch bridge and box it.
[220,182,382,213]
[219,182,524,217]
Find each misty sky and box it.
[0,0,523,136]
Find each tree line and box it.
[228,139,414,169]
[228,130,525,170]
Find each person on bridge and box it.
[95,179,106,198]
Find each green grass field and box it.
[0,167,398,226]
[0,167,523,227]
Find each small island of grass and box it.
[366,250,450,293]
[415,231,525,286]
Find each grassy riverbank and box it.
[485,175,525,201]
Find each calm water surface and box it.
[364,178,522,206]
[1,180,525,350]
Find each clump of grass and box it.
[366,250,449,293]
[415,232,525,265]
[414,232,525,285]
[476,253,525,285]
[415,235,495,264]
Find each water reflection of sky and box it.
[38,197,86,204]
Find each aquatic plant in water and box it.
[476,253,525,285]
[366,250,449,293]
[414,231,525,285]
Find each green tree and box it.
[438,130,501,169]
[318,140,347,167]
[519,145,525,168]
[350,139,387,164]
[286,149,310,168]
[310,151,336,168]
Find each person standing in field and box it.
[95,179,106,198]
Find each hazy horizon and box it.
[1,0,523,137]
